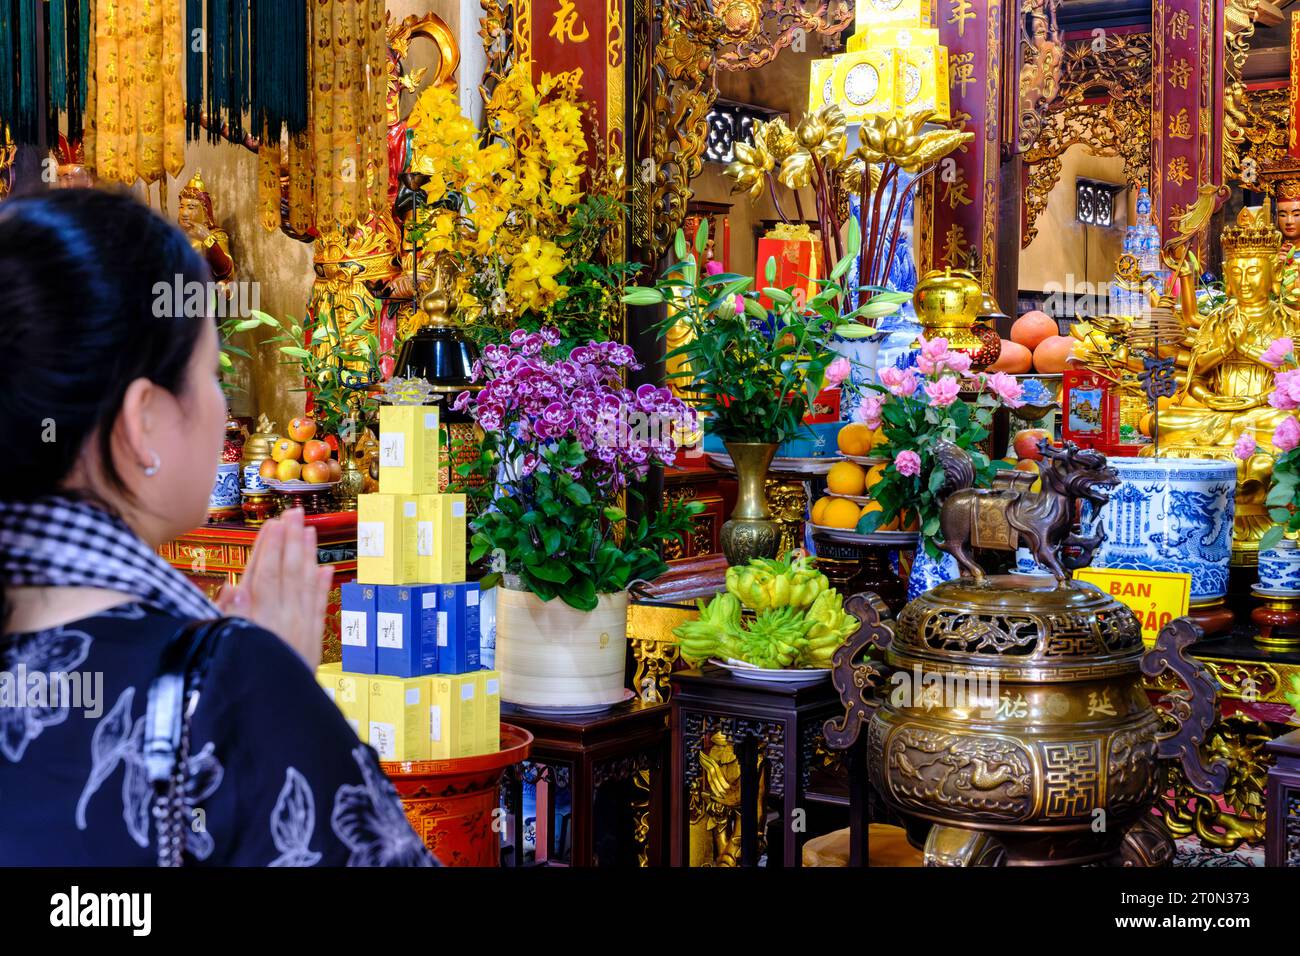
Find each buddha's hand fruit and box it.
[725,552,828,612]
[673,593,743,665]
[799,589,860,667]
[738,606,815,669]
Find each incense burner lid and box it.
[889,575,1144,682]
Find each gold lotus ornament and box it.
[724,140,772,201]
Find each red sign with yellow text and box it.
[1073,568,1192,645]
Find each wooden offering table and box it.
[499,698,671,867]
[158,511,358,662]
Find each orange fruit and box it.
[860,500,901,531]
[897,509,919,531]
[865,462,888,488]
[837,423,874,457]
[302,460,332,483]
[822,497,863,529]
[287,416,318,443]
[302,439,331,463]
[271,438,302,463]
[811,496,831,525]
[276,459,302,481]
[1032,335,1076,374]
[826,461,868,496]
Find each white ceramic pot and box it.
[1088,457,1237,605]
[208,462,241,510]
[495,585,629,707]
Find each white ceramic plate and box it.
[1252,586,1300,598]
[512,688,636,716]
[264,478,341,493]
[711,659,831,684]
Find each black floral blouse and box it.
[0,601,435,866]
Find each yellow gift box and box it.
[413,493,467,584]
[807,56,843,114]
[896,45,949,121]
[367,673,433,761]
[430,673,479,759]
[476,669,501,754]
[315,662,369,741]
[357,493,419,585]
[855,0,932,30]
[847,25,939,52]
[830,49,898,122]
[378,405,442,496]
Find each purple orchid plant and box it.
[455,328,703,610]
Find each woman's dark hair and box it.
[0,189,212,623]
[0,189,211,500]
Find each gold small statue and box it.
[689,731,768,867]
[1276,177,1300,266]
[1149,202,1300,560]
[177,171,235,283]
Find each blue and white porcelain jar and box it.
[1258,539,1300,593]
[906,544,961,601]
[1087,457,1236,605]
[208,462,242,513]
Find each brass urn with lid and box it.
[825,441,1228,866]
[912,267,985,354]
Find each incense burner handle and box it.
[823,592,893,751]
[1139,616,1229,794]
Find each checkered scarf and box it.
[0,496,219,621]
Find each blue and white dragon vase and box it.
[1086,458,1236,605]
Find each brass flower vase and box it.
[720,441,780,566]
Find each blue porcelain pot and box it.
[1258,540,1300,592]
[1087,457,1236,605]
[906,544,960,601]
[208,462,242,510]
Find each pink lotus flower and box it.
[1270,370,1300,410]
[1262,337,1293,367]
[919,336,949,362]
[1275,417,1300,453]
[894,449,921,477]
[879,366,918,397]
[924,376,961,408]
[825,356,852,388]
[984,371,1025,408]
[943,351,973,376]
[856,394,885,430]
[1234,432,1258,460]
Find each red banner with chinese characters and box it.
[1291,12,1300,158]
[517,0,625,181]
[1151,0,1223,243]
[919,0,1002,290]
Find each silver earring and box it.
[143,452,161,477]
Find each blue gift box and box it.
[375,584,440,677]
[340,582,377,674]
[433,583,481,674]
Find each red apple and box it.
[326,459,342,481]
[302,439,330,463]
[271,438,302,463]
[287,416,317,443]
[1013,429,1052,461]
[302,460,332,484]
[258,458,278,481]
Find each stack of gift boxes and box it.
[314,405,500,762]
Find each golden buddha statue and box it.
[1148,202,1300,559]
[177,171,235,283]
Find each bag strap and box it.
[143,617,232,867]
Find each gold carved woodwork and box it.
[1221,0,1263,189]
[689,730,769,866]
[711,0,853,72]
[1232,88,1290,194]
[1016,0,1064,153]
[1021,32,1152,247]
[632,1,724,260]
[764,478,806,558]
[1159,713,1271,851]
[627,602,695,703]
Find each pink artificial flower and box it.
[919,336,949,362]
[1271,370,1300,410]
[1274,417,1300,453]
[894,449,921,478]
[706,260,724,276]
[735,294,745,315]
[1233,432,1258,460]
[943,351,972,376]
[855,394,885,430]
[984,371,1025,408]
[924,376,962,408]
[879,366,918,398]
[1262,337,1294,367]
[825,356,852,388]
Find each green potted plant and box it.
[625,220,905,564]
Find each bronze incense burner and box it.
[826,444,1228,866]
